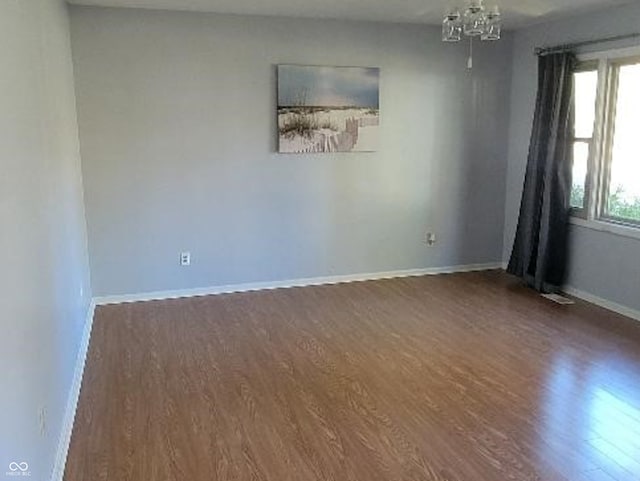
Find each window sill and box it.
[569,216,640,241]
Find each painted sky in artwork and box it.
[278,65,379,108]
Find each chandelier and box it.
[442,0,502,43]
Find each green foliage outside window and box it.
[571,184,640,222]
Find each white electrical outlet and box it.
[426,233,436,246]
[180,252,191,266]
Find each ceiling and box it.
[65,0,636,28]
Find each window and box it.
[570,64,598,211]
[604,59,640,223]
[570,48,640,228]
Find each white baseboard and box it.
[484,260,640,323]
[563,286,640,323]
[50,300,96,481]
[94,262,503,306]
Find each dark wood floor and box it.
[65,271,640,481]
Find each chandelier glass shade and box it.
[442,1,501,43]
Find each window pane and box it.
[571,142,589,209]
[607,62,640,222]
[574,70,598,138]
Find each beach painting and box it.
[277,65,380,153]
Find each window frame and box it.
[569,61,599,218]
[598,55,640,228]
[570,46,640,234]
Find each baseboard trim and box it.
[50,300,96,481]
[500,260,640,322]
[94,262,503,306]
[563,286,640,323]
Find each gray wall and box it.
[503,3,640,310]
[0,0,92,479]
[70,6,513,297]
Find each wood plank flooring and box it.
[64,271,640,481]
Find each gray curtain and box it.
[507,52,576,293]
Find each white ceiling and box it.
[66,0,636,28]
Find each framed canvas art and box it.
[277,65,380,153]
